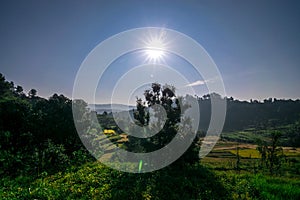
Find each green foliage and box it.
[222,130,266,144]
[2,162,300,200]
[0,131,34,176]
[287,120,300,147]
[197,95,300,136]
[257,130,285,174]
[218,172,300,200]
[128,83,199,166]
[0,163,230,200]
[34,139,70,175]
[1,73,300,199]
[0,73,90,177]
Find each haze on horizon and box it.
[0,0,300,104]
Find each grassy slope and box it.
[1,157,300,200]
[2,130,300,199]
[1,162,229,200]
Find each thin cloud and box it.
[186,80,206,87]
[185,76,221,87]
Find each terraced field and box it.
[201,140,300,177]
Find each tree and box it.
[134,98,149,126]
[28,89,37,98]
[235,142,241,172]
[267,130,284,174]
[0,73,14,96]
[257,130,284,174]
[129,83,199,166]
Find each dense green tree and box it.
[0,73,91,177]
[129,83,199,166]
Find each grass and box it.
[221,131,264,143]
[201,139,300,199]
[2,160,300,200]
[229,148,261,159]
[217,172,300,200]
[221,128,279,144]
[1,135,300,199]
[0,162,230,200]
[283,148,300,157]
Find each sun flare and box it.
[143,36,167,62]
[145,49,165,61]
[143,29,167,63]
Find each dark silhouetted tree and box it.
[129,83,199,166]
[28,89,37,98]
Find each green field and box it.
[2,138,300,200]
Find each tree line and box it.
[196,93,300,132]
[1,72,300,178]
[0,73,93,177]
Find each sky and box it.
[0,0,300,104]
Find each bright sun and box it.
[145,49,165,61]
[143,32,167,63]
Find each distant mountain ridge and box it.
[88,103,135,114]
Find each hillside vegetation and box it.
[1,73,300,199]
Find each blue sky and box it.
[0,0,300,103]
